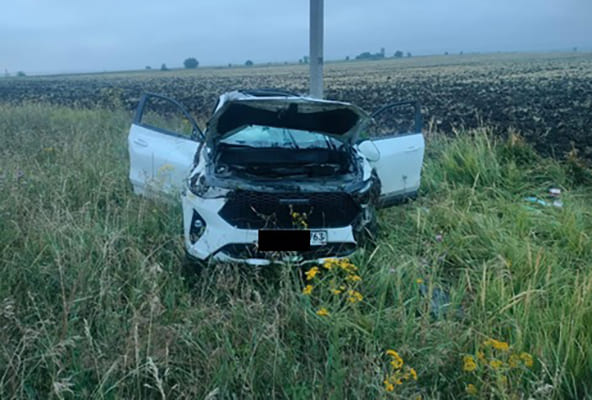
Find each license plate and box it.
[258,229,309,251]
[258,229,328,251]
[310,230,327,246]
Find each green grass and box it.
[1,103,591,399]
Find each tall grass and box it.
[1,103,591,399]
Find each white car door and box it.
[128,93,203,198]
[359,101,425,207]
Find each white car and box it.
[128,89,425,265]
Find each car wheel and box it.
[182,250,205,278]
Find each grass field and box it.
[1,98,592,398]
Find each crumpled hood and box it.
[206,91,369,143]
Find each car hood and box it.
[206,91,369,143]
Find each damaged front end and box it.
[183,93,378,264]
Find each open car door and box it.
[360,101,425,207]
[128,93,203,198]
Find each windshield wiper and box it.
[284,129,300,150]
[323,135,336,151]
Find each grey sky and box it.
[2,0,591,74]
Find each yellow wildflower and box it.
[409,368,418,381]
[416,278,424,284]
[383,379,394,392]
[500,375,508,386]
[347,290,363,303]
[463,355,477,372]
[346,274,362,282]
[387,350,404,369]
[302,285,313,295]
[158,163,174,173]
[483,338,509,351]
[520,352,534,367]
[508,353,520,368]
[305,267,319,281]
[331,288,342,295]
[316,307,330,317]
[322,258,338,270]
[386,349,400,358]
[489,359,503,369]
[466,384,478,396]
[477,351,486,362]
[338,259,357,273]
[492,340,510,352]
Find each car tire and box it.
[182,250,205,278]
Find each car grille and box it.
[217,243,357,260]
[218,190,361,229]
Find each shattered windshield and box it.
[219,125,343,149]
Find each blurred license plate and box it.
[258,230,328,251]
[310,230,327,246]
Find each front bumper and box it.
[182,191,359,266]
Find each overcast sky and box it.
[1,0,591,74]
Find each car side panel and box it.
[368,133,425,207]
[128,123,198,197]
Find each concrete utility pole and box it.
[309,0,324,99]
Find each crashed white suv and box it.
[128,89,424,265]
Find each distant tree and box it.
[460,51,464,55]
[345,55,350,61]
[228,63,232,68]
[406,52,412,58]
[573,47,578,52]
[245,60,254,66]
[355,49,388,61]
[16,71,26,77]
[303,56,309,64]
[444,51,449,55]
[183,57,199,69]
[160,63,168,71]
[145,66,152,70]
[394,50,404,58]
[380,47,385,57]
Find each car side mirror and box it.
[357,140,381,162]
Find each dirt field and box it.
[2,52,592,158]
